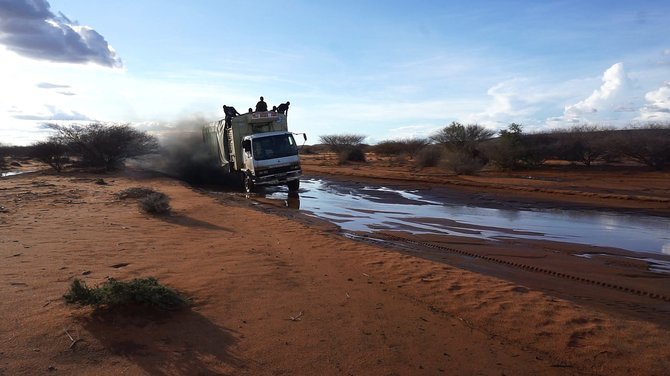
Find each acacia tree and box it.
[398,138,430,158]
[319,134,367,164]
[46,123,159,170]
[484,123,527,170]
[612,125,670,170]
[430,122,494,158]
[30,139,68,172]
[552,125,610,167]
[319,134,366,153]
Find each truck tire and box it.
[244,172,255,193]
[287,179,300,192]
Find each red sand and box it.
[1,157,669,375]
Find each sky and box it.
[1,0,669,146]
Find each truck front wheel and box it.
[243,172,255,193]
[287,179,300,192]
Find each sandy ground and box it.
[1,157,670,375]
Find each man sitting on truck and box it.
[255,96,268,112]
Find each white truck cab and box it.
[203,110,304,192]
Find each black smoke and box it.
[136,117,239,187]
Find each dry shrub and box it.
[414,146,443,168]
[338,147,366,164]
[390,154,409,166]
[319,134,366,153]
[138,192,171,215]
[116,187,171,215]
[372,140,405,156]
[442,151,485,175]
[30,140,68,172]
[116,187,156,199]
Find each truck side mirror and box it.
[303,134,307,141]
[242,139,251,152]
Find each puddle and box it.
[261,179,670,256]
[1,170,35,177]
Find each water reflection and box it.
[286,192,300,209]
[271,179,670,255]
[1,170,34,177]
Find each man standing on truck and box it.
[255,96,268,112]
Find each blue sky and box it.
[1,0,669,145]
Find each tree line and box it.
[2,121,668,174]
[1,123,158,172]
[317,123,670,173]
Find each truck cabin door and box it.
[242,139,254,170]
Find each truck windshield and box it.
[252,134,299,160]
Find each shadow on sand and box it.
[161,214,234,232]
[77,307,243,375]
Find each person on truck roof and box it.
[222,105,240,127]
[223,105,240,117]
[255,96,268,112]
[277,101,290,116]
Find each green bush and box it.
[64,277,187,311]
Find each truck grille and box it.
[258,164,301,176]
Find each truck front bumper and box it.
[255,169,302,186]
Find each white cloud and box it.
[0,0,121,67]
[11,105,90,121]
[463,77,570,130]
[37,82,70,89]
[543,62,647,128]
[564,63,631,118]
[637,82,670,122]
[386,124,443,141]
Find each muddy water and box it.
[261,178,670,256]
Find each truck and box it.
[202,110,304,193]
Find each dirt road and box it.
[1,167,669,375]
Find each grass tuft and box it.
[64,277,188,311]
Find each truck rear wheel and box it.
[244,172,254,193]
[287,179,300,192]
